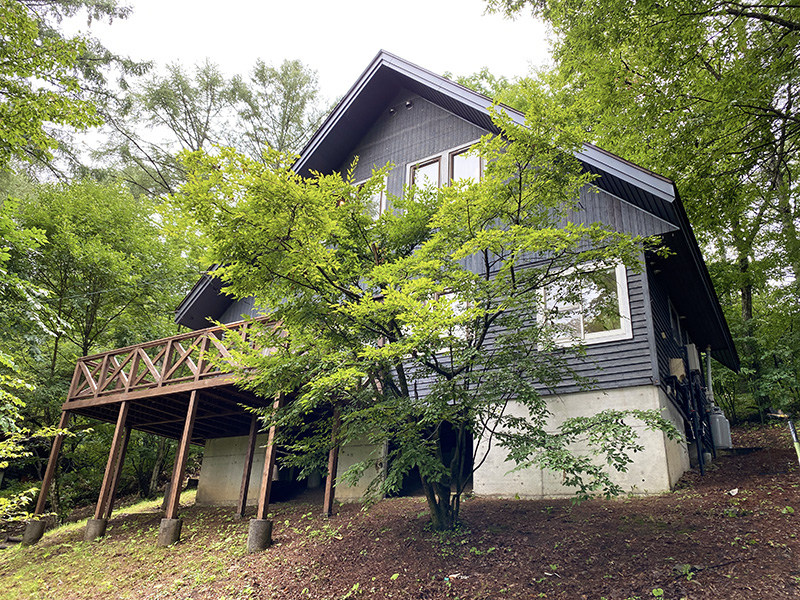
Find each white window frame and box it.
[406,140,482,189]
[541,263,633,346]
[356,174,388,217]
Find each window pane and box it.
[451,151,481,183]
[544,281,582,338]
[413,159,440,188]
[582,268,621,334]
[366,189,384,218]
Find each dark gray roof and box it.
[177,50,739,371]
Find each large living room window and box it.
[542,264,632,345]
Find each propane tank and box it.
[709,405,732,449]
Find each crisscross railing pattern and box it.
[67,318,272,402]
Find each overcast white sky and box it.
[65,0,552,101]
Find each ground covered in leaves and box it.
[1,425,799,599]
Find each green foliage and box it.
[1,179,197,513]
[12,179,193,356]
[233,59,324,159]
[0,196,59,524]
[110,58,324,197]
[176,95,678,530]
[487,0,800,416]
[0,0,120,168]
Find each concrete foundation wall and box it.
[197,434,387,506]
[335,440,387,502]
[196,434,272,506]
[198,386,688,505]
[473,385,689,498]
[659,388,692,487]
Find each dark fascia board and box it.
[174,270,230,330]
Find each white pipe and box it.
[706,345,714,404]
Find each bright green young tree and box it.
[176,97,678,530]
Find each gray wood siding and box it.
[338,89,489,197]
[404,264,655,401]
[219,296,261,324]
[568,187,678,238]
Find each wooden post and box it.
[104,426,131,520]
[236,415,259,518]
[93,402,130,520]
[255,396,283,520]
[33,411,72,515]
[164,391,199,520]
[322,408,341,518]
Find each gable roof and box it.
[177,50,739,371]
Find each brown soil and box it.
[4,425,800,599]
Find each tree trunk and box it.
[420,475,457,530]
[147,436,168,498]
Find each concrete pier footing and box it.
[84,518,108,541]
[157,518,183,546]
[247,519,273,553]
[22,520,46,546]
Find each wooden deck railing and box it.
[65,318,273,407]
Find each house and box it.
[23,51,738,549]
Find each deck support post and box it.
[158,391,199,546]
[236,415,259,519]
[248,396,282,553]
[322,408,341,518]
[104,427,131,520]
[86,401,129,541]
[23,410,72,545]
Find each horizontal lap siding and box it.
[541,266,654,394]
[647,262,685,394]
[404,266,654,400]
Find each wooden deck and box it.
[62,318,276,442]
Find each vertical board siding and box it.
[338,90,488,197]
[219,296,261,324]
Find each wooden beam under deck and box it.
[62,374,238,411]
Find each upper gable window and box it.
[408,141,481,189]
[542,264,632,346]
[357,175,388,218]
[411,158,440,188]
[450,148,481,184]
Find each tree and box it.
[0,199,63,524]
[108,58,324,197]
[4,180,197,508]
[0,0,101,168]
[232,59,324,160]
[176,97,678,530]
[487,0,800,415]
